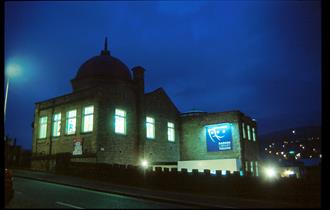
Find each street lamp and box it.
[4,63,21,122]
[141,159,149,169]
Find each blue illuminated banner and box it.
[205,123,233,152]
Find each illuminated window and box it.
[82,106,94,133]
[245,161,249,172]
[52,113,61,137]
[115,109,126,134]
[252,127,256,141]
[167,122,175,142]
[39,116,48,139]
[242,122,246,139]
[255,161,259,176]
[247,125,251,141]
[250,161,254,176]
[66,109,77,135]
[146,116,155,139]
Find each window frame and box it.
[65,109,77,135]
[245,161,249,172]
[146,116,155,139]
[252,127,256,141]
[52,113,61,137]
[38,116,48,139]
[242,122,246,139]
[255,161,259,176]
[167,122,175,142]
[81,105,94,133]
[114,108,126,135]
[247,124,251,141]
[250,161,254,176]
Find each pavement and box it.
[12,169,307,208]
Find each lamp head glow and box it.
[141,159,148,168]
[6,63,21,79]
[264,166,277,179]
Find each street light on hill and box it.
[5,63,21,122]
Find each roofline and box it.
[35,87,97,105]
[145,87,180,113]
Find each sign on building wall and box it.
[73,138,83,155]
[205,123,233,152]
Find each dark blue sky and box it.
[5,1,321,150]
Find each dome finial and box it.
[101,36,110,56]
[104,37,108,51]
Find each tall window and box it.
[250,161,254,176]
[242,122,246,139]
[82,106,94,133]
[146,116,155,139]
[255,161,259,176]
[245,161,249,172]
[252,127,256,141]
[66,109,77,135]
[115,109,126,134]
[247,125,251,141]
[39,116,48,139]
[52,113,61,137]
[167,122,175,142]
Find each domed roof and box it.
[74,38,131,81]
[76,55,131,81]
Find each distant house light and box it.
[292,130,295,134]
[283,169,295,177]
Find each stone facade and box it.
[31,40,259,175]
[32,88,99,158]
[143,88,180,163]
[180,111,259,173]
[31,41,181,169]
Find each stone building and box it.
[31,38,259,175]
[179,111,259,175]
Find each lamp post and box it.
[4,63,21,123]
[4,78,9,122]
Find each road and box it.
[6,177,196,209]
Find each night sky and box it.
[5,1,321,150]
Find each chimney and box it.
[132,66,145,94]
[132,66,146,162]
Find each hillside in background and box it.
[259,126,321,145]
[258,126,321,166]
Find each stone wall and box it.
[32,88,99,160]
[180,111,259,173]
[143,88,180,163]
[180,111,242,161]
[96,82,139,165]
